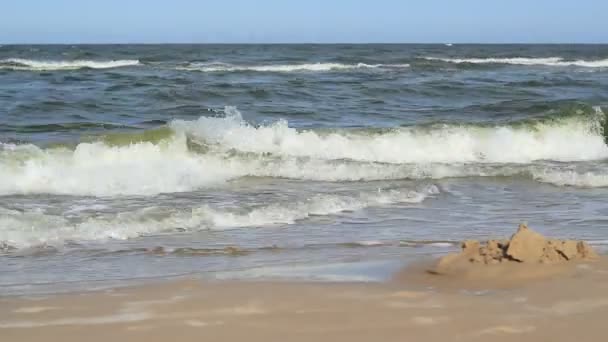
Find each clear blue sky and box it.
[1,0,606,44]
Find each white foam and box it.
[174,107,608,164]
[0,142,19,150]
[532,169,608,188]
[428,242,455,247]
[0,136,243,196]
[0,135,444,196]
[1,106,607,196]
[0,58,140,71]
[199,186,437,228]
[425,57,608,67]
[177,62,409,72]
[353,240,386,246]
[0,187,437,249]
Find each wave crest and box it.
[0,186,438,249]
[0,58,140,71]
[424,57,608,67]
[174,106,608,164]
[1,106,607,196]
[176,62,409,72]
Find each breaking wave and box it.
[173,106,608,164]
[1,106,607,196]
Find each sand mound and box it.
[431,224,598,276]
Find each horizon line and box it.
[2,42,608,45]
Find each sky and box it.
[1,0,606,44]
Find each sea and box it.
[1,44,608,295]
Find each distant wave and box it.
[0,58,140,71]
[176,62,410,73]
[424,57,608,67]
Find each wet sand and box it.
[2,259,608,341]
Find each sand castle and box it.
[432,224,599,275]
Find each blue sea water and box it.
[1,44,608,294]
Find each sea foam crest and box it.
[173,107,608,164]
[0,58,140,71]
[532,169,608,188]
[0,186,438,249]
[1,107,608,196]
[0,135,243,196]
[177,62,410,72]
[425,57,608,67]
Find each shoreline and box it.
[0,257,415,298]
[2,258,608,341]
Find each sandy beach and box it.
[2,255,608,342]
